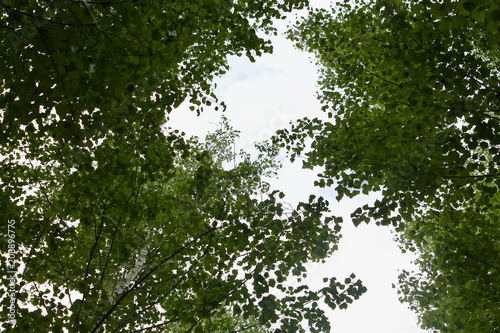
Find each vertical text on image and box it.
[6,219,17,327]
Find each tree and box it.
[279,0,500,227]
[1,120,366,332]
[0,0,308,230]
[396,184,500,332]
[0,1,370,331]
[275,0,500,331]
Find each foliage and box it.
[279,0,500,227]
[0,0,308,229]
[275,0,500,331]
[164,307,273,332]
[0,120,366,332]
[0,1,372,331]
[396,184,500,332]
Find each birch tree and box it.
[1,121,366,332]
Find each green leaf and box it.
[462,1,477,12]
[190,3,200,12]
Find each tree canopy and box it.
[0,1,370,331]
[281,0,500,227]
[5,0,499,331]
[396,183,500,332]
[0,0,308,225]
[1,118,366,332]
[276,0,500,331]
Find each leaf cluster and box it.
[275,0,500,331]
[280,0,500,227]
[0,0,308,226]
[396,184,500,332]
[1,122,365,332]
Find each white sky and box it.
[168,1,429,332]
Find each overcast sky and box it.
[169,2,430,332]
